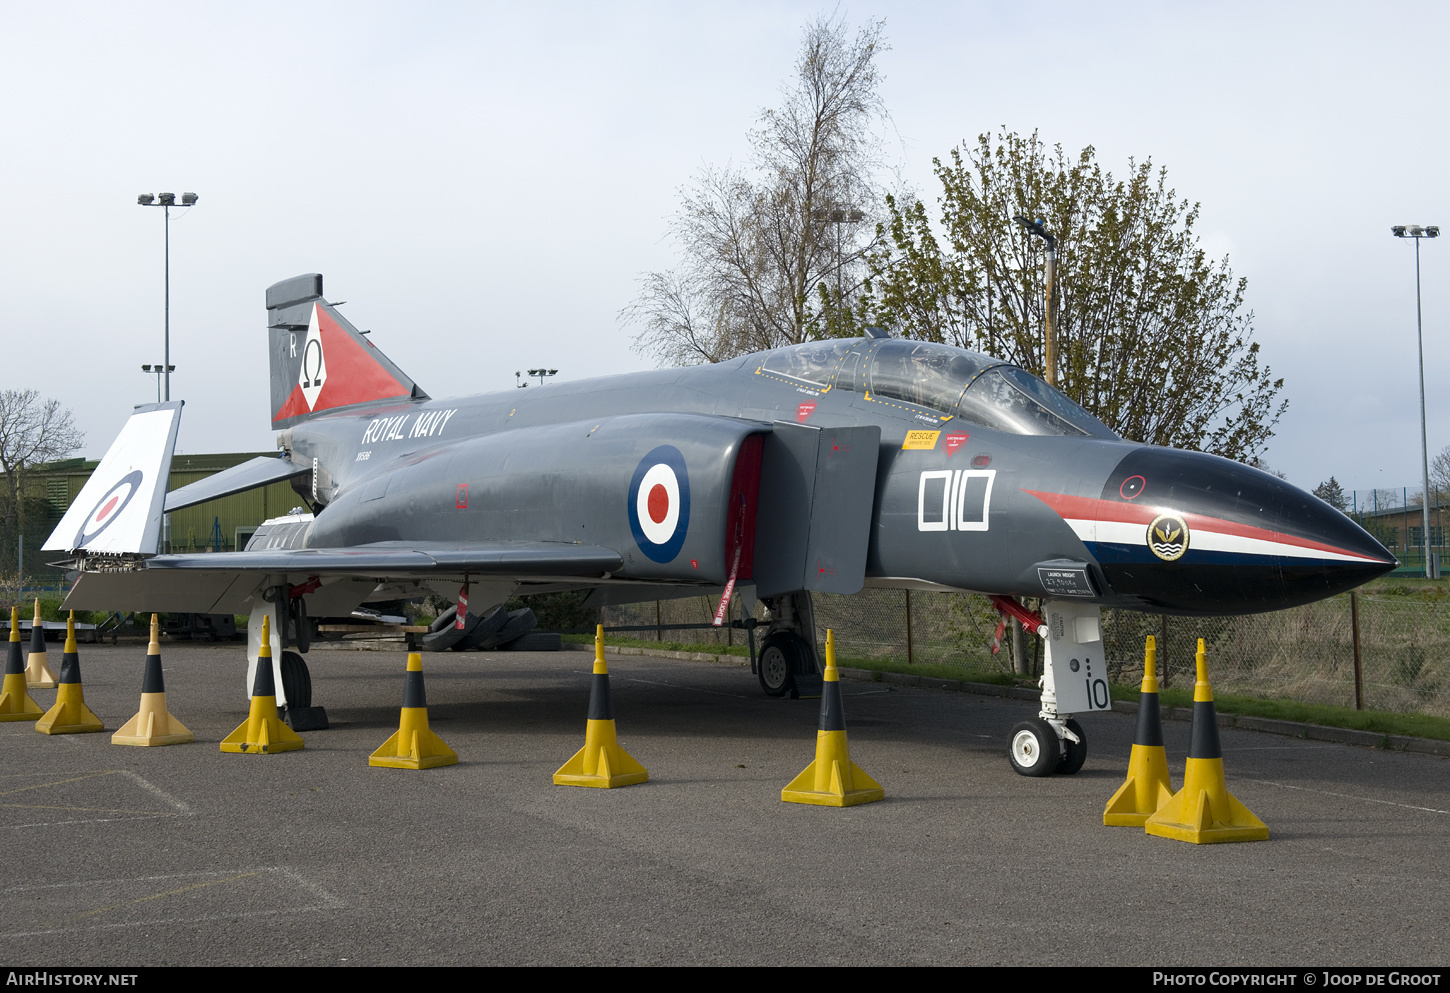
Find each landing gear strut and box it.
[994,598,1111,777]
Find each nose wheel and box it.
[1008,718,1060,776]
[1008,717,1086,776]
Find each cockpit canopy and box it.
[756,338,1116,439]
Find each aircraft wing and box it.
[62,540,623,614]
[141,540,622,575]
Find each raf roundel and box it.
[627,446,691,563]
[76,469,144,547]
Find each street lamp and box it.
[137,191,199,401]
[812,205,866,318]
[1392,223,1441,578]
[528,368,558,387]
[140,363,176,403]
[1013,215,1058,387]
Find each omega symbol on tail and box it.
[627,445,690,563]
[1147,512,1190,562]
[299,305,328,411]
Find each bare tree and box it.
[623,14,890,364]
[0,389,85,541]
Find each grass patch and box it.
[1110,683,1450,741]
[578,633,1450,742]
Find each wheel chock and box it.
[0,607,43,722]
[113,615,194,746]
[553,625,648,788]
[1145,639,1269,844]
[36,613,104,735]
[221,615,303,754]
[25,599,57,689]
[781,629,884,807]
[1103,635,1174,826]
[369,652,457,769]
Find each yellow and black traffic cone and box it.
[1103,635,1175,826]
[36,612,104,735]
[553,625,648,788]
[0,606,43,721]
[25,599,57,689]
[781,629,884,807]
[113,614,194,746]
[1145,638,1269,844]
[370,652,457,769]
[221,614,304,754]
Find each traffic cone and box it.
[781,629,884,807]
[0,607,43,721]
[1103,635,1174,826]
[221,614,304,754]
[1145,638,1269,844]
[369,652,457,769]
[36,613,104,734]
[112,614,194,746]
[553,625,648,788]
[25,599,57,688]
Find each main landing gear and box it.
[993,597,1110,778]
[752,592,822,699]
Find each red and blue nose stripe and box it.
[1028,447,1395,615]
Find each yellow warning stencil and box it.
[902,431,940,450]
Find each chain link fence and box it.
[603,589,1450,719]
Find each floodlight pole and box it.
[137,192,199,402]
[1014,216,1058,387]
[1393,224,1441,578]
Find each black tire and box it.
[1056,718,1087,775]
[757,632,803,697]
[292,599,310,654]
[451,605,509,651]
[279,650,312,710]
[1008,717,1060,777]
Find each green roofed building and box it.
[12,453,305,585]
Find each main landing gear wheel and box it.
[1008,717,1060,777]
[1056,718,1087,775]
[279,651,312,710]
[757,632,805,697]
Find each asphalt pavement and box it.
[0,638,1446,966]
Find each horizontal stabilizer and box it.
[164,455,311,512]
[43,402,182,555]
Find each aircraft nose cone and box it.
[1091,447,1396,615]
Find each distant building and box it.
[17,453,304,583]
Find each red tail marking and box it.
[272,305,409,422]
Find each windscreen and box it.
[866,341,994,415]
[758,341,852,386]
[956,366,1117,438]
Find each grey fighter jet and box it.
[46,273,1394,775]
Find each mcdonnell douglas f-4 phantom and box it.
[46,273,1395,774]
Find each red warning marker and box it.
[796,402,816,423]
[456,484,468,509]
[944,433,970,457]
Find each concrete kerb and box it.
[586,643,1450,758]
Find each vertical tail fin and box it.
[42,402,182,555]
[266,273,426,430]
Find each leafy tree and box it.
[1313,477,1348,511]
[623,14,889,364]
[857,131,1286,463]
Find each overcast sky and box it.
[3,1,1446,504]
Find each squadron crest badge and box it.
[1147,512,1190,561]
